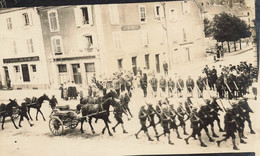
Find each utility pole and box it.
[161,2,172,73]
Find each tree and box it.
[212,12,251,52]
[203,18,213,37]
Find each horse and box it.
[77,97,120,136]
[0,99,20,130]
[80,89,118,104]
[25,94,50,121]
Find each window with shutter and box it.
[48,10,60,32]
[58,65,67,73]
[139,5,147,23]
[51,36,63,55]
[112,32,122,50]
[6,17,12,30]
[109,5,120,25]
[183,28,187,42]
[23,13,30,26]
[142,31,149,46]
[170,9,177,22]
[26,38,34,53]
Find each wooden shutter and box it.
[74,7,82,27]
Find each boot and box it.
[209,137,214,142]
[148,137,154,141]
[217,140,221,147]
[156,135,160,141]
[213,133,219,138]
[168,140,174,145]
[233,146,239,150]
[200,142,207,147]
[184,131,188,135]
[30,124,34,127]
[112,127,116,132]
[135,133,139,139]
[250,130,255,134]
[123,130,128,134]
[219,128,224,132]
[177,135,182,139]
[184,138,189,144]
[240,139,247,144]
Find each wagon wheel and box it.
[49,116,64,136]
[69,118,79,129]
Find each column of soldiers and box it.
[133,62,256,150]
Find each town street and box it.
[0,49,259,156]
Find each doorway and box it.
[3,66,10,85]
[155,54,160,73]
[72,64,82,84]
[131,57,137,75]
[21,64,30,82]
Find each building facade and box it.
[99,1,206,76]
[0,8,50,89]
[38,6,104,88]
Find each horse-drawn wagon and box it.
[49,105,80,136]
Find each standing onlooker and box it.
[88,85,93,97]
[159,76,166,97]
[59,84,64,99]
[63,82,68,100]
[140,73,148,97]
[163,61,168,76]
[150,74,158,97]
[7,77,11,89]
[168,78,175,97]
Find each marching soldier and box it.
[176,76,184,98]
[186,76,194,97]
[125,75,132,97]
[146,103,159,135]
[150,75,158,97]
[159,76,167,97]
[184,96,193,115]
[210,97,224,132]
[177,101,188,135]
[140,73,148,97]
[168,78,175,97]
[121,91,133,118]
[196,76,205,98]
[169,104,182,139]
[217,107,239,150]
[135,105,154,141]
[112,102,128,134]
[184,107,207,147]
[216,74,225,98]
[238,98,255,134]
[156,105,174,145]
[114,75,121,96]
[155,100,164,124]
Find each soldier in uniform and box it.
[176,76,184,98]
[49,95,58,110]
[150,75,158,97]
[198,105,215,142]
[135,105,154,141]
[177,101,189,135]
[140,73,148,97]
[112,103,128,134]
[114,75,121,96]
[238,98,255,134]
[168,78,175,97]
[146,103,159,135]
[184,107,207,147]
[125,75,132,97]
[155,100,163,124]
[156,105,174,145]
[231,102,247,144]
[184,96,193,115]
[186,76,195,97]
[119,74,126,92]
[210,97,224,132]
[159,76,167,97]
[216,74,225,98]
[211,66,218,90]
[217,107,239,150]
[169,104,182,139]
[121,91,133,118]
[196,76,205,98]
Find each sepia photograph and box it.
[0,0,259,155]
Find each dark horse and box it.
[80,89,118,104]
[0,99,19,130]
[25,94,50,121]
[77,97,120,136]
